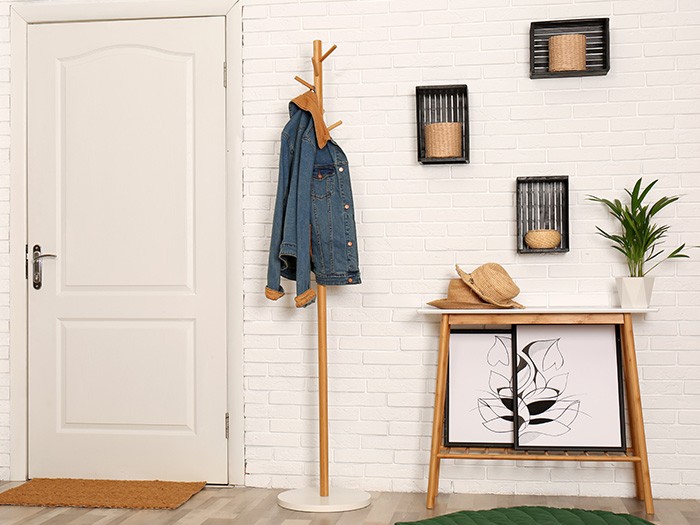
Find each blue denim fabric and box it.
[266,100,360,308]
[311,143,361,286]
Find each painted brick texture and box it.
[0,0,11,483]
[241,0,700,500]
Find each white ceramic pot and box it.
[616,277,655,309]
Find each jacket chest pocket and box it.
[312,167,334,200]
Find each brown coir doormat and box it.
[0,478,206,510]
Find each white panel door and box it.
[27,17,228,482]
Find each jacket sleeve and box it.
[265,130,292,301]
[292,124,317,308]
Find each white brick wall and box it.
[241,0,700,500]
[0,0,11,482]
[0,0,698,501]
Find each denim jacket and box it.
[266,92,361,308]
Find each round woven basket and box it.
[525,229,561,250]
[425,122,462,158]
[549,34,586,72]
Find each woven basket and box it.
[525,229,561,250]
[549,34,586,72]
[425,122,462,158]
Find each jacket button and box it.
[347,241,353,247]
[339,167,344,172]
[347,278,353,283]
[344,204,350,210]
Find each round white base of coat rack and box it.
[277,487,371,513]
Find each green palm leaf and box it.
[587,178,692,277]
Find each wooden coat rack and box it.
[276,41,371,514]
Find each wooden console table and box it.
[418,307,656,514]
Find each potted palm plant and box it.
[588,178,690,308]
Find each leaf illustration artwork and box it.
[477,336,581,443]
[477,336,515,434]
[516,338,581,444]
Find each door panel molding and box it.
[10,0,243,483]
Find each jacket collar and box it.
[290,91,331,149]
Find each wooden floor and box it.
[0,484,698,525]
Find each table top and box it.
[418,306,658,315]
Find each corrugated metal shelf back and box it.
[516,176,570,254]
[530,18,610,79]
[415,84,469,164]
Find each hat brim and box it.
[455,265,525,309]
[427,299,503,309]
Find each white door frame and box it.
[10,0,244,484]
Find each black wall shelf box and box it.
[416,85,469,164]
[516,176,570,254]
[530,18,610,79]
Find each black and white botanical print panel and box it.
[514,324,625,451]
[446,330,514,447]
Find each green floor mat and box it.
[395,506,653,525]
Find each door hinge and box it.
[225,412,229,439]
[223,61,227,88]
[25,244,28,279]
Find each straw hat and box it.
[456,263,524,309]
[428,263,524,309]
[427,279,501,309]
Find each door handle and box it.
[32,245,56,290]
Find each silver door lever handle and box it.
[32,245,56,290]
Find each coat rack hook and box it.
[328,120,343,131]
[321,44,337,62]
[294,76,315,91]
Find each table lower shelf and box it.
[438,446,641,463]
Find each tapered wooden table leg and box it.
[620,322,644,501]
[427,314,451,509]
[621,314,654,515]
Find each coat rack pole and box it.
[316,284,329,497]
[313,39,324,113]
[277,40,370,513]
[312,38,330,499]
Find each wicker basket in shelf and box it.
[549,34,586,72]
[424,122,462,158]
[525,229,562,250]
